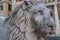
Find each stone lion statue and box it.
[5,0,55,40]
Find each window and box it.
[8,4,12,11]
[48,0,50,2]
[16,0,22,2]
[58,0,60,2]
[0,5,3,10]
[57,4,60,19]
[45,1,47,3]
[9,0,11,1]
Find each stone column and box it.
[54,4,60,35]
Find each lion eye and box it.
[38,10,43,15]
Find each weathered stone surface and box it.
[0,0,55,40]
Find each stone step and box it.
[45,36,60,40]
